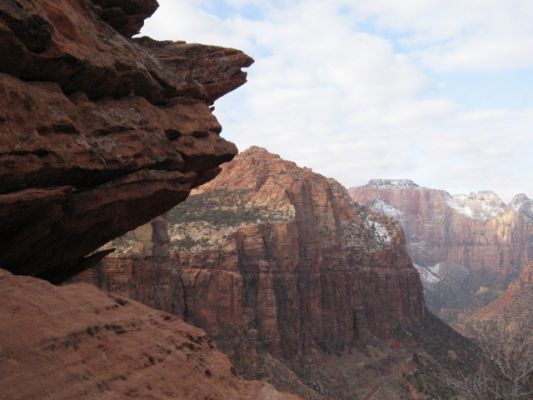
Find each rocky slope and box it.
[460,261,532,329]
[349,180,533,320]
[0,268,299,400]
[0,0,252,282]
[76,147,481,399]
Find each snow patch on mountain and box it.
[368,199,404,220]
[447,191,505,222]
[365,179,419,189]
[414,263,442,285]
[446,198,474,218]
[509,194,533,218]
[364,219,391,244]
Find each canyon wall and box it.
[74,147,458,398]
[349,180,533,319]
[80,147,426,360]
[0,0,252,282]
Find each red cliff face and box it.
[0,0,252,282]
[170,148,426,359]
[0,269,300,400]
[76,147,429,397]
[349,181,533,319]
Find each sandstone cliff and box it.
[0,0,252,282]
[74,148,487,399]
[349,180,533,319]
[0,268,299,400]
[81,146,426,356]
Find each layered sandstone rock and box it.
[0,0,252,282]
[76,147,431,397]
[0,269,299,400]
[349,181,533,319]
[171,148,427,356]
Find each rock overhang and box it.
[0,0,253,281]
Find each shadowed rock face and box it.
[461,262,533,328]
[0,0,253,281]
[92,0,159,37]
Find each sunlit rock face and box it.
[0,0,253,281]
[76,147,426,368]
[349,182,533,320]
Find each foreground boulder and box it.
[0,269,300,400]
[0,0,252,282]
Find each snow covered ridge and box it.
[510,193,533,217]
[368,199,404,220]
[365,179,419,189]
[446,191,506,222]
[447,191,533,221]
[357,179,532,222]
[414,263,442,285]
[363,218,391,244]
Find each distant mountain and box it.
[349,180,533,321]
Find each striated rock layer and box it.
[76,147,435,398]
[0,269,300,400]
[0,0,252,282]
[349,181,533,319]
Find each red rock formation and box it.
[175,148,426,358]
[349,181,533,318]
[76,147,428,397]
[0,268,300,400]
[0,0,252,281]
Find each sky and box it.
[141,0,533,202]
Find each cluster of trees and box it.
[444,320,532,400]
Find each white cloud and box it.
[142,0,533,202]
[348,0,533,71]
